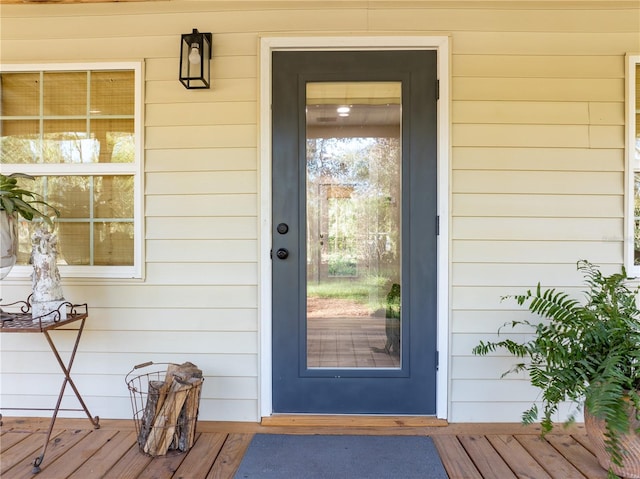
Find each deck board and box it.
[544,434,608,479]
[458,435,518,479]
[34,429,119,479]
[0,431,31,452]
[1,430,64,477]
[101,441,152,479]
[486,434,553,479]
[173,432,226,478]
[0,417,611,479]
[516,435,586,479]
[432,435,483,479]
[206,433,254,479]
[5,428,91,479]
[136,446,190,479]
[67,430,138,479]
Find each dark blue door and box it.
[272,50,438,414]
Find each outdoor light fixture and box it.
[179,28,212,89]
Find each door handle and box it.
[276,248,289,260]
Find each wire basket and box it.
[126,361,203,456]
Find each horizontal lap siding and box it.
[368,3,635,422]
[446,9,632,420]
[1,1,638,423]
[0,2,371,423]
[0,2,257,421]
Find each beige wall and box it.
[1,0,638,422]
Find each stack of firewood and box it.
[138,362,203,456]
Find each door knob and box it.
[276,248,289,260]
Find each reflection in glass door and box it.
[305,82,402,369]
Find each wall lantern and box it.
[179,28,212,89]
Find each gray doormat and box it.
[234,434,449,478]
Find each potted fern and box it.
[0,173,60,279]
[473,260,640,478]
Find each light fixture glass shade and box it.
[188,44,201,65]
[180,29,212,89]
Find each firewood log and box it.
[174,377,204,451]
[153,363,181,417]
[137,362,204,456]
[143,377,191,456]
[170,363,203,450]
[138,380,164,449]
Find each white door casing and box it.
[258,35,450,419]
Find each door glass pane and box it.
[306,82,402,369]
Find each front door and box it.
[272,50,438,414]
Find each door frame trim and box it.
[258,35,451,420]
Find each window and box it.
[0,63,143,278]
[626,56,640,277]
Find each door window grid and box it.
[0,63,142,279]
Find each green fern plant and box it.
[473,260,640,477]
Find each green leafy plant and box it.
[473,260,640,476]
[0,173,60,225]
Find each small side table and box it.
[0,299,100,473]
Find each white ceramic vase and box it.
[0,211,18,280]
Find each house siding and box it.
[0,0,638,422]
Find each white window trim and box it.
[625,55,640,278]
[0,62,144,279]
[258,35,451,420]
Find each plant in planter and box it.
[0,173,60,279]
[473,260,640,478]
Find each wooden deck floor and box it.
[0,416,610,479]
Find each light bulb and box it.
[188,43,201,65]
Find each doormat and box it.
[234,434,449,478]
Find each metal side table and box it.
[0,298,100,473]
